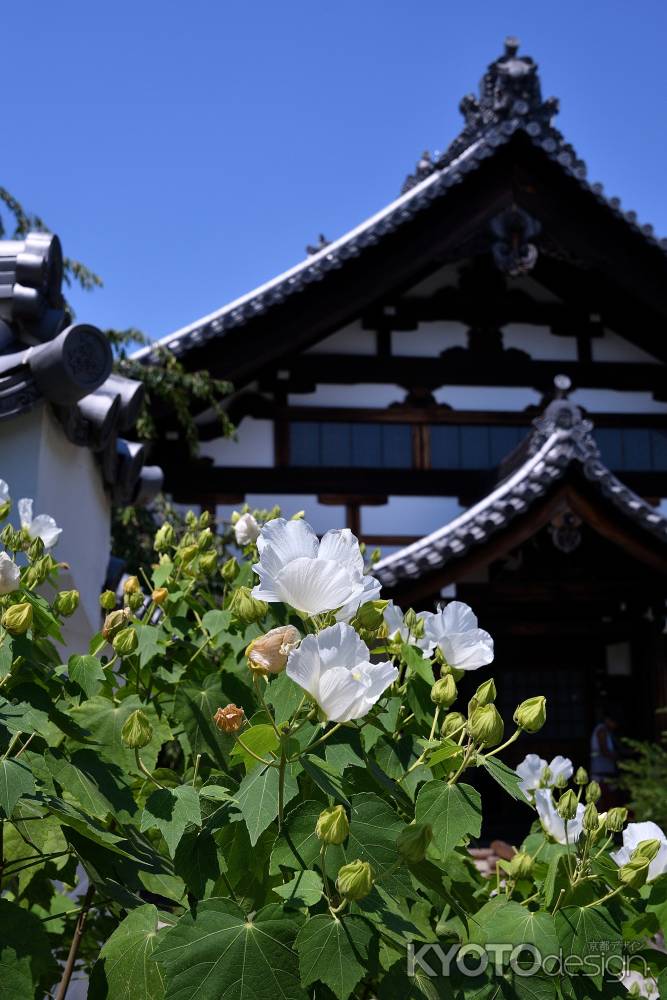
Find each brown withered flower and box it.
[213,704,245,733]
[246,625,300,676]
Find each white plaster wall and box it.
[288,384,404,408]
[305,322,376,355]
[570,389,667,413]
[199,418,274,467]
[434,386,542,410]
[391,321,468,357]
[502,324,578,361]
[592,330,660,364]
[0,405,110,653]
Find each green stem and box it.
[329,897,348,917]
[234,735,278,768]
[447,742,475,785]
[291,721,345,760]
[428,706,441,742]
[135,749,166,789]
[254,673,281,739]
[192,754,201,787]
[583,884,623,909]
[320,845,332,903]
[278,752,286,832]
[1,731,22,760]
[482,728,521,760]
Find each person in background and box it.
[590,707,620,810]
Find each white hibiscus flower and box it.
[383,601,432,649]
[516,754,574,802]
[252,518,366,616]
[612,822,667,882]
[336,573,382,624]
[423,601,494,670]
[286,622,398,723]
[234,512,260,546]
[535,788,585,845]
[18,498,61,549]
[0,552,20,594]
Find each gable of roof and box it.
[136,38,667,373]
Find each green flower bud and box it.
[583,803,599,833]
[336,859,373,901]
[513,695,547,733]
[121,709,153,750]
[557,789,579,821]
[553,771,569,790]
[229,586,268,624]
[127,592,144,612]
[354,600,389,631]
[198,527,214,551]
[469,704,504,748]
[586,781,601,804]
[618,856,650,891]
[27,536,44,562]
[100,590,116,611]
[123,576,141,595]
[403,608,418,632]
[633,839,662,864]
[199,551,218,575]
[185,510,198,528]
[430,675,457,708]
[154,522,175,551]
[0,524,16,547]
[474,678,497,707]
[102,608,130,640]
[0,499,10,520]
[152,587,169,605]
[396,823,433,864]
[412,616,426,640]
[112,626,139,657]
[605,807,628,834]
[316,804,349,846]
[54,590,79,617]
[575,767,589,786]
[2,602,33,636]
[177,544,199,565]
[222,556,239,581]
[199,510,211,529]
[507,852,534,879]
[441,711,466,739]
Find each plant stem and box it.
[278,752,286,832]
[254,673,281,739]
[320,845,332,903]
[428,707,440,742]
[234,736,278,768]
[55,882,95,1000]
[583,884,623,909]
[192,754,201,787]
[135,749,166,789]
[482,728,521,760]
[447,742,475,785]
[291,721,345,760]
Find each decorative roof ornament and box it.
[489,206,541,276]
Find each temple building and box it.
[138,39,667,772]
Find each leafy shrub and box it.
[0,495,665,999]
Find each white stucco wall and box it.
[199,418,274,467]
[0,405,110,653]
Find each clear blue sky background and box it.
[5,1,667,343]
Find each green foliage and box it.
[618,735,667,829]
[0,498,662,999]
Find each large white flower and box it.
[286,622,398,723]
[336,573,382,624]
[0,552,20,594]
[252,518,366,616]
[423,601,493,670]
[234,512,260,546]
[621,971,660,998]
[611,822,667,882]
[516,753,574,802]
[383,601,432,649]
[18,498,61,549]
[535,788,585,845]
[0,480,10,505]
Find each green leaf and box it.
[45,796,134,856]
[140,785,202,857]
[266,671,305,726]
[0,949,32,1000]
[134,622,165,668]
[201,609,232,645]
[45,748,136,820]
[70,694,172,772]
[236,761,298,845]
[296,913,375,1000]
[481,900,559,957]
[542,852,571,910]
[481,756,528,802]
[173,827,221,898]
[230,724,279,772]
[174,673,246,767]
[88,904,170,999]
[301,754,350,805]
[270,800,324,874]
[153,898,307,1000]
[555,905,623,968]
[0,758,34,818]
[0,898,57,993]
[68,654,107,698]
[273,870,323,907]
[415,781,482,856]
[0,640,13,683]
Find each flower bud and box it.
[246,625,300,675]
[54,590,79,617]
[403,608,418,632]
[28,537,44,562]
[2,602,32,636]
[507,852,534,879]
[469,704,504,747]
[583,803,599,833]
[222,556,239,582]
[336,859,373,901]
[412,616,426,640]
[396,823,433,864]
[177,544,199,565]
[0,498,10,521]
[354,600,389,632]
[605,807,628,834]
[199,511,211,529]
[121,709,153,749]
[0,524,15,548]
[557,789,579,821]
[474,678,497,707]
[198,528,214,550]
[185,510,198,528]
[102,608,130,640]
[127,592,144,612]
[100,590,116,611]
[316,804,349,846]
[430,675,457,708]
[513,695,546,733]
[553,771,569,790]
[154,523,175,551]
[441,711,466,739]
[229,586,268,624]
[618,856,650,891]
[112,626,139,657]
[633,839,662,864]
[123,576,141,595]
[575,767,589,786]
[586,781,601,804]
[213,704,245,733]
[199,551,218,575]
[234,513,260,546]
[152,587,168,605]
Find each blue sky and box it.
[4,1,667,343]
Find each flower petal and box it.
[17,497,33,529]
[286,634,322,700]
[29,514,62,549]
[336,574,382,623]
[318,528,364,575]
[317,666,366,722]
[441,601,479,633]
[256,517,318,569]
[274,558,364,615]
[317,623,370,672]
[439,628,494,670]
